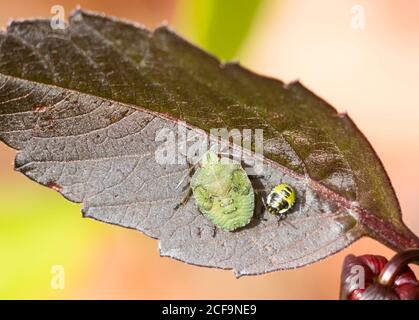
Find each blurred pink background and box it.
[0,0,418,299]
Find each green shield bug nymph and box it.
[265,183,296,220]
[178,151,255,232]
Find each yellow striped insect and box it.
[265,183,296,220]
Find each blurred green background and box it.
[0,0,418,299]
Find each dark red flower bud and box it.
[340,249,419,300]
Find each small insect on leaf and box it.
[265,183,296,219]
[190,151,255,232]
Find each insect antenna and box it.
[175,161,199,190]
[174,188,193,211]
[175,145,231,190]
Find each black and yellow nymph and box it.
[265,183,296,219]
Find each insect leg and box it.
[174,188,193,211]
[260,194,267,210]
[286,220,298,230]
[276,213,298,230]
[276,214,285,226]
[175,145,222,190]
[212,226,217,238]
[175,162,197,190]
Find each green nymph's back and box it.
[190,151,254,231]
